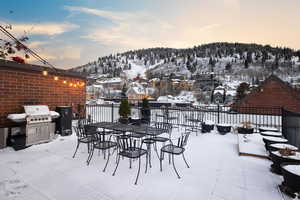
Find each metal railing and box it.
[85,104,282,131]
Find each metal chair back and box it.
[116,135,139,150]
[73,126,85,138]
[177,132,191,148]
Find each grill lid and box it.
[24,105,50,116]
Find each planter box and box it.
[269,151,300,175]
[141,108,151,122]
[268,143,298,152]
[201,123,214,133]
[259,126,279,132]
[237,127,254,135]
[260,131,282,137]
[280,163,300,194]
[262,136,288,151]
[217,124,231,135]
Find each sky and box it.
[1,0,300,69]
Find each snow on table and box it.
[238,133,268,158]
[283,164,300,176]
[259,126,279,132]
[0,127,286,200]
[262,136,288,142]
[260,131,282,137]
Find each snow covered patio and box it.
[0,129,287,200]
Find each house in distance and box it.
[233,75,300,114]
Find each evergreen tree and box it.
[244,59,249,69]
[236,82,250,102]
[119,98,131,119]
[225,62,232,71]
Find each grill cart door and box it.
[55,106,72,136]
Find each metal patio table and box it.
[89,122,168,170]
[89,122,167,136]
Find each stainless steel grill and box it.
[23,105,55,146]
[24,105,52,124]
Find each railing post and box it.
[281,107,285,137]
[217,104,220,124]
[111,103,114,122]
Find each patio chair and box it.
[185,112,204,136]
[160,131,191,179]
[165,112,180,129]
[78,118,93,128]
[112,135,148,185]
[72,126,94,158]
[86,132,118,172]
[150,122,173,160]
[152,122,173,141]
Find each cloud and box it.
[22,41,82,68]
[64,6,135,22]
[65,6,221,49]
[27,41,48,48]
[2,21,79,36]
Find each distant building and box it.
[126,82,148,104]
[233,75,300,114]
[149,78,160,88]
[96,77,125,90]
[86,85,102,100]
[193,73,220,91]
[213,86,237,104]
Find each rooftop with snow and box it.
[0,123,296,200]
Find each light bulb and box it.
[42,70,48,76]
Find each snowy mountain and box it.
[70,42,300,83]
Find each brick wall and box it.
[234,76,300,114]
[0,64,86,127]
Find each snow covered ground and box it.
[124,60,146,79]
[123,60,163,79]
[238,134,268,158]
[0,126,287,200]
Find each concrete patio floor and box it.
[0,129,287,200]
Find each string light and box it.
[40,67,84,89]
[42,70,48,76]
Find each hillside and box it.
[70,42,300,83]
